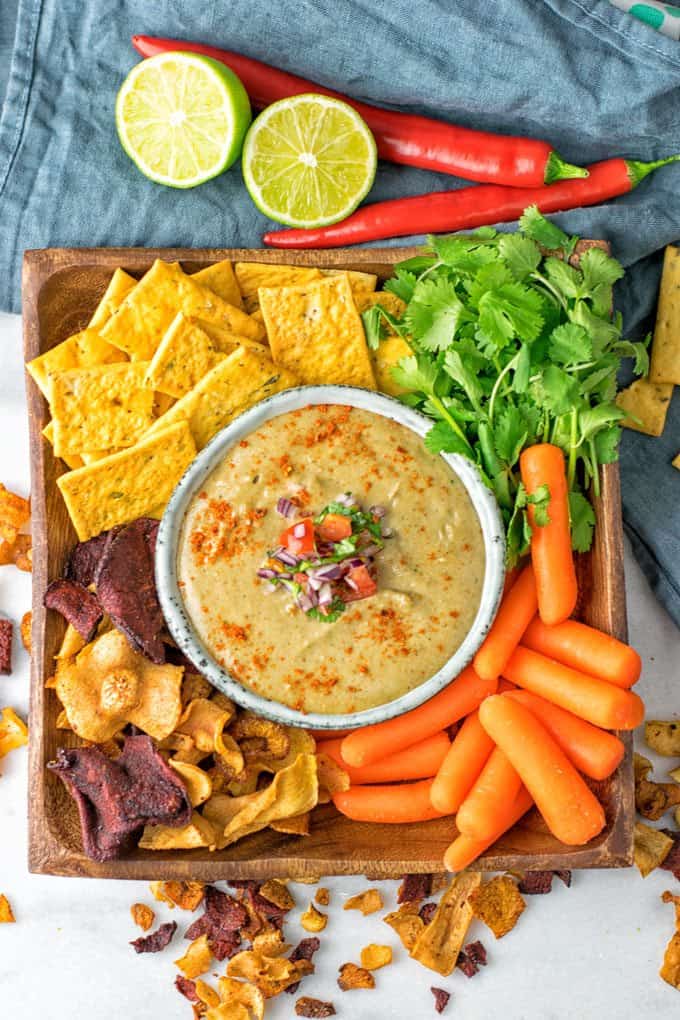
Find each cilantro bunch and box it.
[362,207,648,566]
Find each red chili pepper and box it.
[263,156,680,249]
[132,34,586,187]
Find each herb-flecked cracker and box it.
[234,262,323,313]
[50,362,155,456]
[651,246,680,385]
[88,268,138,329]
[616,377,673,437]
[26,328,125,399]
[145,345,298,450]
[192,260,243,309]
[57,420,196,539]
[144,314,227,398]
[101,260,263,361]
[260,274,376,390]
[321,268,378,303]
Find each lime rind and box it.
[242,93,377,228]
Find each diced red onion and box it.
[382,527,394,538]
[264,583,276,594]
[318,583,333,606]
[293,522,307,539]
[369,505,386,518]
[307,575,323,591]
[274,548,299,566]
[257,568,277,579]
[335,492,355,506]
[347,557,365,569]
[276,497,295,518]
[297,593,313,613]
[311,563,345,581]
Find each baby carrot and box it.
[444,787,533,872]
[479,695,605,845]
[522,616,641,689]
[455,747,523,841]
[332,779,448,823]
[504,689,624,780]
[503,645,644,731]
[474,564,538,681]
[519,444,577,626]
[430,710,495,814]
[341,666,497,768]
[317,731,450,785]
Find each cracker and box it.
[651,246,680,385]
[42,421,84,470]
[260,275,376,390]
[144,314,226,398]
[616,377,673,437]
[355,289,406,318]
[321,268,378,303]
[145,345,297,450]
[234,262,323,313]
[27,328,124,399]
[89,268,138,329]
[101,260,263,361]
[192,260,243,308]
[57,420,196,540]
[674,452,680,471]
[50,362,155,455]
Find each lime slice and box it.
[116,53,251,189]
[242,93,377,228]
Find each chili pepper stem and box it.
[626,154,680,188]
[544,151,589,184]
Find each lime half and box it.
[116,53,251,189]
[242,93,377,228]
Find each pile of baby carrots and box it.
[318,444,644,871]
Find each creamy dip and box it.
[177,405,485,715]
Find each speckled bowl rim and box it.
[156,385,505,731]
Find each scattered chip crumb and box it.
[456,940,487,978]
[431,987,451,1013]
[0,894,16,923]
[301,902,327,932]
[360,943,392,970]
[635,753,680,820]
[130,902,155,931]
[661,891,680,989]
[260,878,295,911]
[337,962,375,991]
[315,887,330,906]
[646,720,680,757]
[130,920,177,954]
[469,876,525,939]
[20,612,31,653]
[0,620,13,675]
[398,873,432,904]
[295,997,336,1017]
[174,934,213,978]
[343,888,383,915]
[634,821,674,877]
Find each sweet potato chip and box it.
[635,753,680,820]
[131,920,177,953]
[89,268,137,329]
[300,903,327,933]
[646,720,680,757]
[0,533,32,572]
[26,328,124,399]
[0,483,30,545]
[469,875,524,940]
[227,949,314,997]
[234,262,323,313]
[384,903,425,951]
[152,881,205,912]
[56,623,87,660]
[44,578,102,641]
[175,933,213,978]
[294,998,336,1018]
[192,260,243,309]
[55,629,183,742]
[0,894,16,923]
[343,889,383,915]
[410,871,482,975]
[66,528,120,588]
[205,1005,250,1020]
[337,962,375,991]
[252,929,289,957]
[270,811,311,836]
[20,612,31,653]
[139,810,217,851]
[131,903,155,931]
[316,753,350,803]
[178,698,237,754]
[170,760,213,807]
[634,821,674,877]
[661,890,680,989]
[0,707,28,761]
[259,879,295,911]
[616,378,673,437]
[216,977,265,1020]
[0,621,12,675]
[360,944,392,970]
[194,979,221,1009]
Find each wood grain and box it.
[23,246,634,880]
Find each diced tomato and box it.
[280,517,316,556]
[316,513,352,542]
[294,572,309,585]
[347,563,377,599]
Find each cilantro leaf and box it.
[477,282,544,351]
[593,425,621,464]
[512,343,531,393]
[578,247,624,292]
[384,267,418,303]
[532,364,580,416]
[391,353,440,394]
[443,349,484,410]
[473,226,498,240]
[527,483,551,527]
[494,406,528,465]
[361,306,385,350]
[519,206,573,252]
[424,421,473,456]
[429,234,498,273]
[405,276,464,351]
[543,256,582,300]
[613,338,650,377]
[499,234,541,280]
[306,597,347,624]
[570,301,620,350]
[578,403,626,445]
[569,490,596,553]
[548,322,592,365]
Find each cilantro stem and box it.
[429,393,475,457]
[488,352,519,427]
[530,271,568,312]
[588,437,601,499]
[567,408,578,489]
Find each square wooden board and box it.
[23,246,634,880]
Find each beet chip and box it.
[517,871,555,895]
[66,527,121,588]
[398,873,433,904]
[554,869,572,888]
[286,937,322,995]
[457,940,488,978]
[130,920,177,954]
[431,987,451,1013]
[0,619,12,675]
[184,885,248,961]
[48,735,191,861]
[419,902,437,926]
[44,578,102,640]
[175,975,199,1002]
[295,998,336,1017]
[96,518,165,663]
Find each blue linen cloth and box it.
[1,0,679,624]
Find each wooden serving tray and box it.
[23,246,634,880]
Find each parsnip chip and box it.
[101,259,263,361]
[337,962,375,991]
[203,752,318,848]
[616,377,673,437]
[634,753,680,820]
[57,420,196,540]
[410,872,481,974]
[251,930,289,957]
[0,895,16,923]
[131,903,155,931]
[234,262,323,313]
[343,889,383,915]
[227,949,313,998]
[230,712,290,763]
[651,246,680,385]
[216,977,265,1020]
[0,707,28,761]
[140,811,217,851]
[270,811,311,836]
[469,875,524,940]
[300,903,327,933]
[89,268,138,329]
[192,260,243,309]
[55,629,183,742]
[360,944,392,970]
[20,611,31,652]
[150,881,205,911]
[260,879,295,911]
[195,979,221,1008]
[144,313,226,398]
[260,275,376,389]
[661,890,680,989]
[169,760,213,807]
[177,697,236,754]
[646,720,680,756]
[56,623,87,660]
[26,328,124,399]
[206,1005,250,1020]
[145,345,297,450]
[217,733,247,778]
[175,933,213,979]
[316,753,350,804]
[251,726,316,775]
[182,673,214,704]
[383,903,424,951]
[0,483,30,544]
[634,821,674,877]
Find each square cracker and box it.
[145,345,298,450]
[101,260,263,361]
[616,377,674,437]
[42,421,84,471]
[88,268,137,330]
[259,274,376,390]
[673,452,680,471]
[321,268,378,304]
[50,362,156,456]
[144,314,227,398]
[57,421,196,540]
[26,328,125,399]
[651,245,680,385]
[234,262,323,313]
[191,260,243,309]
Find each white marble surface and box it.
[1,307,679,1019]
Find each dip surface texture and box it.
[178,405,485,714]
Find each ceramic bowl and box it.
[156,385,505,731]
